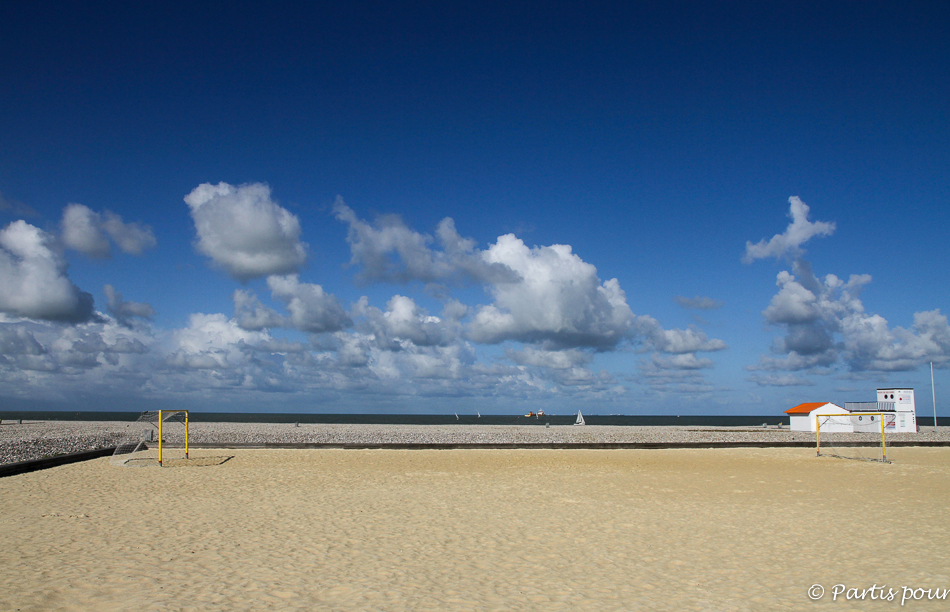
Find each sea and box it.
[0,411,946,427]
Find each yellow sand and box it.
[1,447,948,611]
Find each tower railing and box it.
[845,401,896,412]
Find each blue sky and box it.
[1,1,948,415]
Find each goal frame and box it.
[816,412,888,462]
[157,410,190,467]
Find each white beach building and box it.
[785,389,919,433]
[785,402,850,432]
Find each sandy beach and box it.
[1,445,948,611]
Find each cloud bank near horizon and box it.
[0,182,728,406]
[0,186,946,411]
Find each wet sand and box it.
[1,447,948,611]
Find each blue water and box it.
[2,410,946,427]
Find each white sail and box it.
[575,410,585,426]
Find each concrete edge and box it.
[0,447,117,478]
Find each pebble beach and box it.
[2,419,948,465]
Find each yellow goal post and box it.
[816,412,889,462]
[158,410,189,467]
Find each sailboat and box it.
[575,410,585,426]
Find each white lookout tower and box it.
[876,388,917,432]
[844,388,917,432]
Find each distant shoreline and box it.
[0,410,795,426]
[1,410,947,428]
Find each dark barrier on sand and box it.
[0,447,117,478]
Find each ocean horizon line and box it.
[2,410,947,427]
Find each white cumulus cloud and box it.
[61,203,156,257]
[337,204,725,364]
[354,294,461,349]
[185,182,307,281]
[167,313,268,371]
[751,244,950,373]
[743,196,835,263]
[0,221,95,322]
[469,235,635,349]
[233,275,358,336]
[634,316,728,354]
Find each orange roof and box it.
[785,402,832,414]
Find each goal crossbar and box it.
[816,412,888,462]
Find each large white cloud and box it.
[337,204,725,364]
[185,182,307,281]
[336,203,636,349]
[469,235,635,348]
[61,203,156,257]
[743,196,835,263]
[0,221,95,322]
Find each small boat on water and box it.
[575,410,585,426]
[524,409,546,418]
